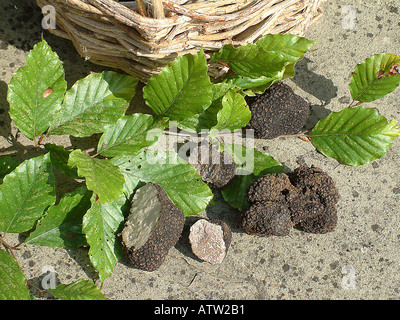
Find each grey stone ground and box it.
[1,0,400,300]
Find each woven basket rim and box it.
[37,0,325,81]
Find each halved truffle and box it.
[247,82,310,139]
[188,143,237,189]
[121,183,185,271]
[189,219,232,264]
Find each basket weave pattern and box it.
[37,0,324,81]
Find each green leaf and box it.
[177,99,222,132]
[211,82,237,101]
[178,86,250,133]
[45,144,78,178]
[112,150,213,216]
[211,89,250,135]
[349,53,400,103]
[50,279,106,300]
[68,150,125,203]
[210,43,288,79]
[0,250,34,300]
[309,106,400,166]
[7,39,67,140]
[83,194,126,282]
[0,156,20,183]
[25,187,92,249]
[224,76,278,93]
[221,144,284,211]
[49,71,138,137]
[97,114,165,157]
[143,49,213,122]
[255,33,316,78]
[220,174,255,211]
[0,154,56,233]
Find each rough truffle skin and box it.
[189,143,237,189]
[246,173,298,204]
[289,165,340,233]
[124,183,185,271]
[241,202,293,237]
[244,165,340,236]
[298,205,338,234]
[289,165,340,208]
[247,82,310,139]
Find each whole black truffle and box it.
[188,143,237,189]
[242,202,293,237]
[246,173,298,204]
[247,82,310,139]
[243,165,340,236]
[289,165,340,233]
[289,165,340,208]
[298,204,338,234]
[121,183,185,271]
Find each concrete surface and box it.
[1,0,400,300]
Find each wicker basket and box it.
[37,0,324,81]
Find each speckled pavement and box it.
[1,0,400,300]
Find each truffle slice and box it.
[247,82,310,139]
[241,202,293,237]
[188,143,237,189]
[121,183,185,271]
[189,219,232,264]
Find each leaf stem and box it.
[0,234,21,256]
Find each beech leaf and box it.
[0,154,55,233]
[310,106,400,166]
[25,186,92,249]
[7,38,67,140]
[112,150,213,216]
[143,49,213,122]
[349,53,400,103]
[49,71,138,137]
[83,194,127,281]
[68,150,125,203]
[0,250,34,300]
[50,279,106,300]
[97,113,165,157]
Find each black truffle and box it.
[289,165,340,233]
[247,82,310,139]
[242,202,293,237]
[243,165,340,236]
[298,205,338,234]
[246,173,298,204]
[121,183,185,271]
[188,143,237,189]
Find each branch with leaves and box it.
[1,34,399,299]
